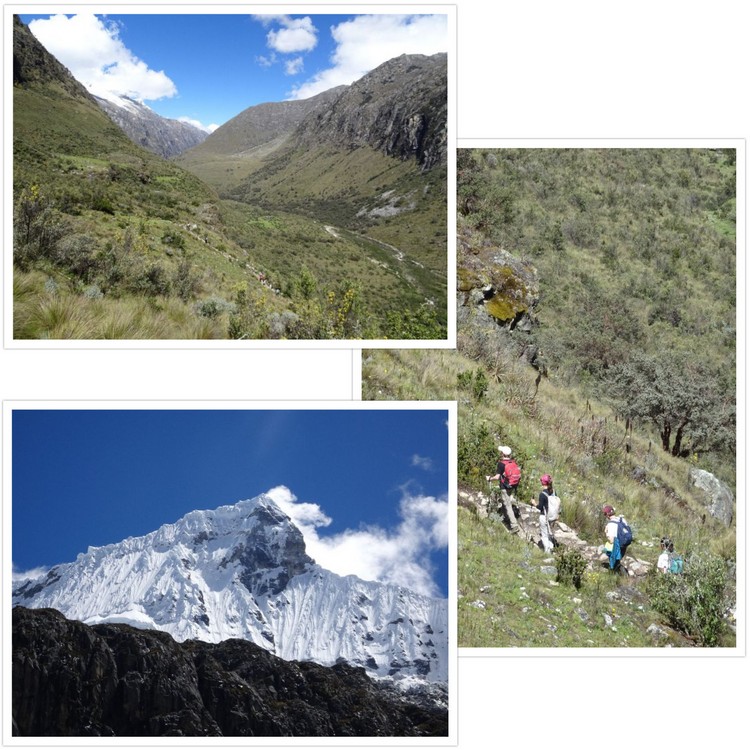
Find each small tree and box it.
[606,351,734,457]
[173,256,198,302]
[13,185,66,269]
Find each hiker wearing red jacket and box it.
[486,445,521,533]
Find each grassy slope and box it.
[363,347,736,648]
[13,80,289,338]
[465,148,736,375]
[363,148,736,647]
[184,140,448,328]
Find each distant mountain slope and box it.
[94,95,208,158]
[13,607,449,737]
[12,494,449,683]
[295,53,447,170]
[183,86,346,160]
[217,53,449,295]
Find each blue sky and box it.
[20,11,449,131]
[11,407,450,598]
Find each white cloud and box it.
[12,564,49,582]
[178,116,219,134]
[266,16,317,54]
[285,57,304,76]
[411,454,434,471]
[267,485,332,530]
[289,14,448,100]
[252,14,289,27]
[28,14,177,103]
[266,485,447,598]
[256,53,277,68]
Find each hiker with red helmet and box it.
[486,445,521,533]
[537,474,558,553]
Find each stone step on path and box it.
[459,486,652,578]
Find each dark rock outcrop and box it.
[12,607,448,737]
[231,503,314,596]
[457,226,540,330]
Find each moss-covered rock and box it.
[457,225,539,327]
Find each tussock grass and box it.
[13,270,227,340]
[22,294,100,339]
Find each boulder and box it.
[689,469,734,526]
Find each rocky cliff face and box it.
[94,96,208,158]
[12,607,448,737]
[294,53,447,171]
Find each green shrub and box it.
[554,546,587,589]
[13,185,67,269]
[647,551,730,646]
[138,263,172,297]
[195,296,235,319]
[56,234,99,281]
[472,369,489,401]
[383,305,442,339]
[457,368,489,401]
[172,257,198,302]
[458,421,499,489]
[161,230,185,249]
[90,192,115,215]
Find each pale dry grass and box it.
[13,272,226,340]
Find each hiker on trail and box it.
[657,538,672,573]
[537,474,558,554]
[486,445,521,533]
[597,505,632,571]
[657,537,683,574]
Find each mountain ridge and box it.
[180,86,347,163]
[12,492,448,683]
[12,606,449,736]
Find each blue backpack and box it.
[615,516,633,548]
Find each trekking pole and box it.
[485,478,497,517]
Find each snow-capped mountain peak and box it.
[12,493,448,683]
[92,93,208,157]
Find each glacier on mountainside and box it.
[12,493,448,683]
